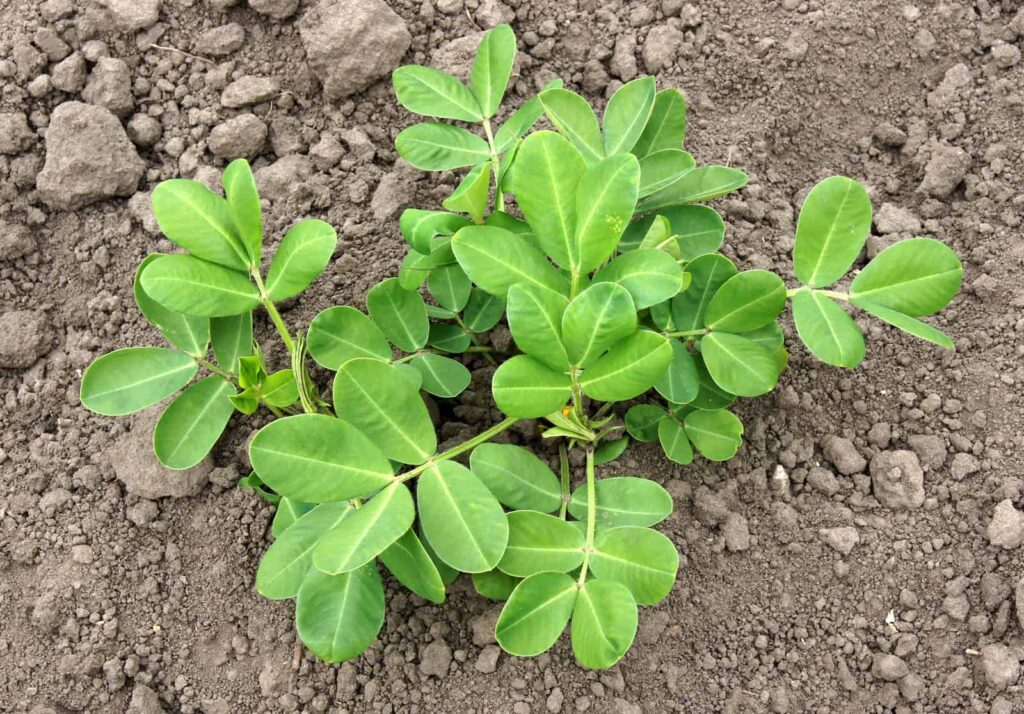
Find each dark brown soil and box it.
[1,1,1022,713]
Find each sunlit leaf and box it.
[506,283,571,371]
[366,277,429,353]
[603,76,656,155]
[594,249,683,309]
[256,502,351,600]
[790,290,865,368]
[793,176,872,288]
[265,219,337,302]
[496,572,577,656]
[154,375,234,469]
[631,88,687,158]
[590,526,678,605]
[140,254,260,317]
[849,238,962,316]
[221,158,262,265]
[470,443,562,513]
[562,282,637,367]
[498,511,585,577]
[571,579,637,670]
[704,269,787,333]
[134,254,209,356]
[307,306,392,370]
[393,65,483,121]
[855,299,954,349]
[396,122,491,171]
[81,347,197,416]
[380,529,446,604]
[683,409,743,461]
[409,353,471,398]
[568,476,673,527]
[579,331,672,402]
[700,332,779,397]
[295,564,384,663]
[151,178,249,270]
[539,88,604,165]
[470,23,516,118]
[453,224,569,297]
[492,355,572,418]
[313,482,415,574]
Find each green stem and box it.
[251,270,296,352]
[482,119,504,213]
[577,446,596,585]
[665,328,708,338]
[558,443,570,520]
[398,416,519,483]
[394,345,495,364]
[455,314,497,365]
[786,286,850,302]
[197,358,235,383]
[569,368,585,422]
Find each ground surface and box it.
[1,0,1023,712]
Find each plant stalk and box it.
[251,270,296,352]
[786,286,850,302]
[664,328,708,338]
[577,446,596,585]
[197,358,236,383]
[558,443,570,520]
[399,416,519,483]
[482,119,505,213]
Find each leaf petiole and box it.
[577,446,596,586]
[482,118,504,212]
[251,269,296,352]
[196,358,236,383]
[785,286,850,302]
[398,416,520,483]
[558,443,570,520]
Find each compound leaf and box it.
[313,482,415,574]
[154,375,234,469]
[704,269,787,333]
[653,339,699,404]
[307,306,391,370]
[396,122,491,171]
[409,353,471,398]
[495,572,577,657]
[134,255,210,356]
[590,526,678,605]
[701,332,779,397]
[249,414,395,502]
[140,254,260,317]
[265,219,337,302]
[572,579,637,670]
[256,502,352,600]
[631,88,687,158]
[80,347,197,416]
[507,283,571,371]
[470,443,562,513]
[333,359,436,465]
[151,178,249,270]
[657,417,693,465]
[855,299,954,349]
[492,355,572,418]
[594,248,683,309]
[470,23,516,118]
[791,290,865,368]
[418,461,508,573]
[453,225,569,297]
[221,158,262,264]
[366,277,429,353]
[793,176,872,288]
[849,238,962,316]
[568,476,673,528]
[539,88,604,165]
[575,153,641,273]
[295,564,384,663]
[603,76,656,155]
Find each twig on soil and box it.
[147,44,216,66]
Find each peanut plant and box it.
[80,25,962,669]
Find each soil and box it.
[1,0,1023,713]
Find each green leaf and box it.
[631,88,687,159]
[470,443,562,513]
[654,339,699,404]
[295,564,384,663]
[313,482,415,574]
[470,23,516,118]
[572,579,637,670]
[153,375,234,469]
[80,347,198,416]
[739,321,784,352]
[637,149,696,198]
[221,158,262,264]
[594,436,629,465]
[539,88,604,165]
[499,511,585,577]
[249,413,395,502]
[849,238,962,316]
[256,502,351,599]
[513,131,586,272]
[496,572,577,657]
[473,569,520,601]
[265,219,337,302]
[658,417,693,464]
[238,356,266,390]
[140,254,259,317]
[420,526,459,586]
[494,79,564,152]
[395,122,491,171]
[638,165,748,213]
[307,306,391,370]
[492,355,572,418]
[568,476,673,527]
[428,323,471,353]
[574,153,641,273]
[333,359,436,465]
[563,282,637,368]
[134,255,210,356]
[622,205,723,258]
[257,368,297,408]
[590,526,678,605]
[701,332,779,397]
[409,354,471,398]
[671,253,738,331]
[366,277,429,353]
[579,331,672,402]
[453,225,568,297]
[793,176,872,288]
[399,209,470,254]
[210,312,252,373]
[462,288,506,332]
[506,283,571,371]
[684,409,743,461]
[602,76,656,155]
[688,353,736,411]
[380,529,446,604]
[704,269,787,332]
[151,179,249,270]
[791,290,865,368]
[624,404,665,442]
[393,65,483,121]
[272,497,314,537]
[398,250,429,290]
[427,263,472,312]
[442,162,491,225]
[418,461,509,573]
[594,249,683,309]
[854,299,954,349]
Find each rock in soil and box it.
[986,499,1024,549]
[869,450,925,509]
[0,111,35,154]
[0,310,51,368]
[36,101,144,210]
